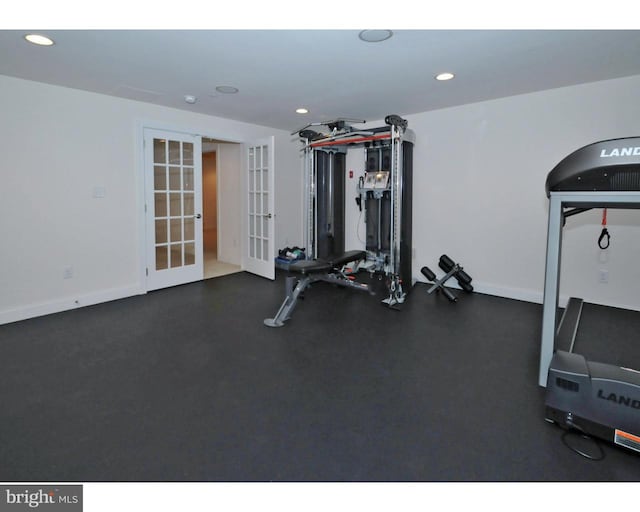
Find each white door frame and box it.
[136,120,253,292]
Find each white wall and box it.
[215,143,241,265]
[0,75,301,324]
[274,137,305,250]
[406,74,640,310]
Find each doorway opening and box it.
[202,138,242,279]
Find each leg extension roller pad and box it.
[422,254,473,303]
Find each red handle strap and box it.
[599,208,610,249]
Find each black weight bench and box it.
[264,250,370,327]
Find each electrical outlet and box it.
[63,265,73,279]
[599,269,609,283]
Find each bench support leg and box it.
[264,276,311,327]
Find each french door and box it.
[243,137,275,280]
[144,128,203,291]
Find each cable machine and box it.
[264,115,414,327]
[299,115,414,307]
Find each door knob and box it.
[195,213,202,219]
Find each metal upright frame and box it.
[383,124,405,305]
[539,190,640,386]
[302,143,315,259]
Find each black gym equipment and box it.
[264,250,370,327]
[264,116,414,326]
[302,116,413,305]
[315,150,346,260]
[546,351,640,453]
[421,255,473,303]
[356,131,414,307]
[540,136,640,453]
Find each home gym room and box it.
[1,21,640,509]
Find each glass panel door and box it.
[243,137,275,279]
[144,128,203,291]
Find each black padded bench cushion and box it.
[289,259,332,275]
[329,250,366,267]
[288,251,366,275]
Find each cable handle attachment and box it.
[598,208,610,249]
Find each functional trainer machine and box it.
[303,115,414,306]
[264,116,414,327]
[540,136,640,453]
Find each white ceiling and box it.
[2,29,640,131]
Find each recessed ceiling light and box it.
[358,30,393,43]
[435,72,455,81]
[296,108,309,114]
[215,85,239,94]
[24,34,54,46]
[184,95,197,104]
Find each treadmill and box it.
[540,136,640,453]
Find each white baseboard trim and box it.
[0,285,145,326]
[416,277,640,312]
[415,277,545,305]
[472,281,545,305]
[475,282,640,312]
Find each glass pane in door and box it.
[247,144,271,263]
[153,138,197,271]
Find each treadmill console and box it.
[546,136,640,196]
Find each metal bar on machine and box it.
[327,152,334,237]
[388,128,396,274]
[377,195,382,252]
[305,146,315,259]
[539,193,564,387]
[555,297,584,353]
[291,118,367,136]
[396,127,404,277]
[391,125,402,276]
[310,133,391,148]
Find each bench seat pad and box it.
[289,259,332,275]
